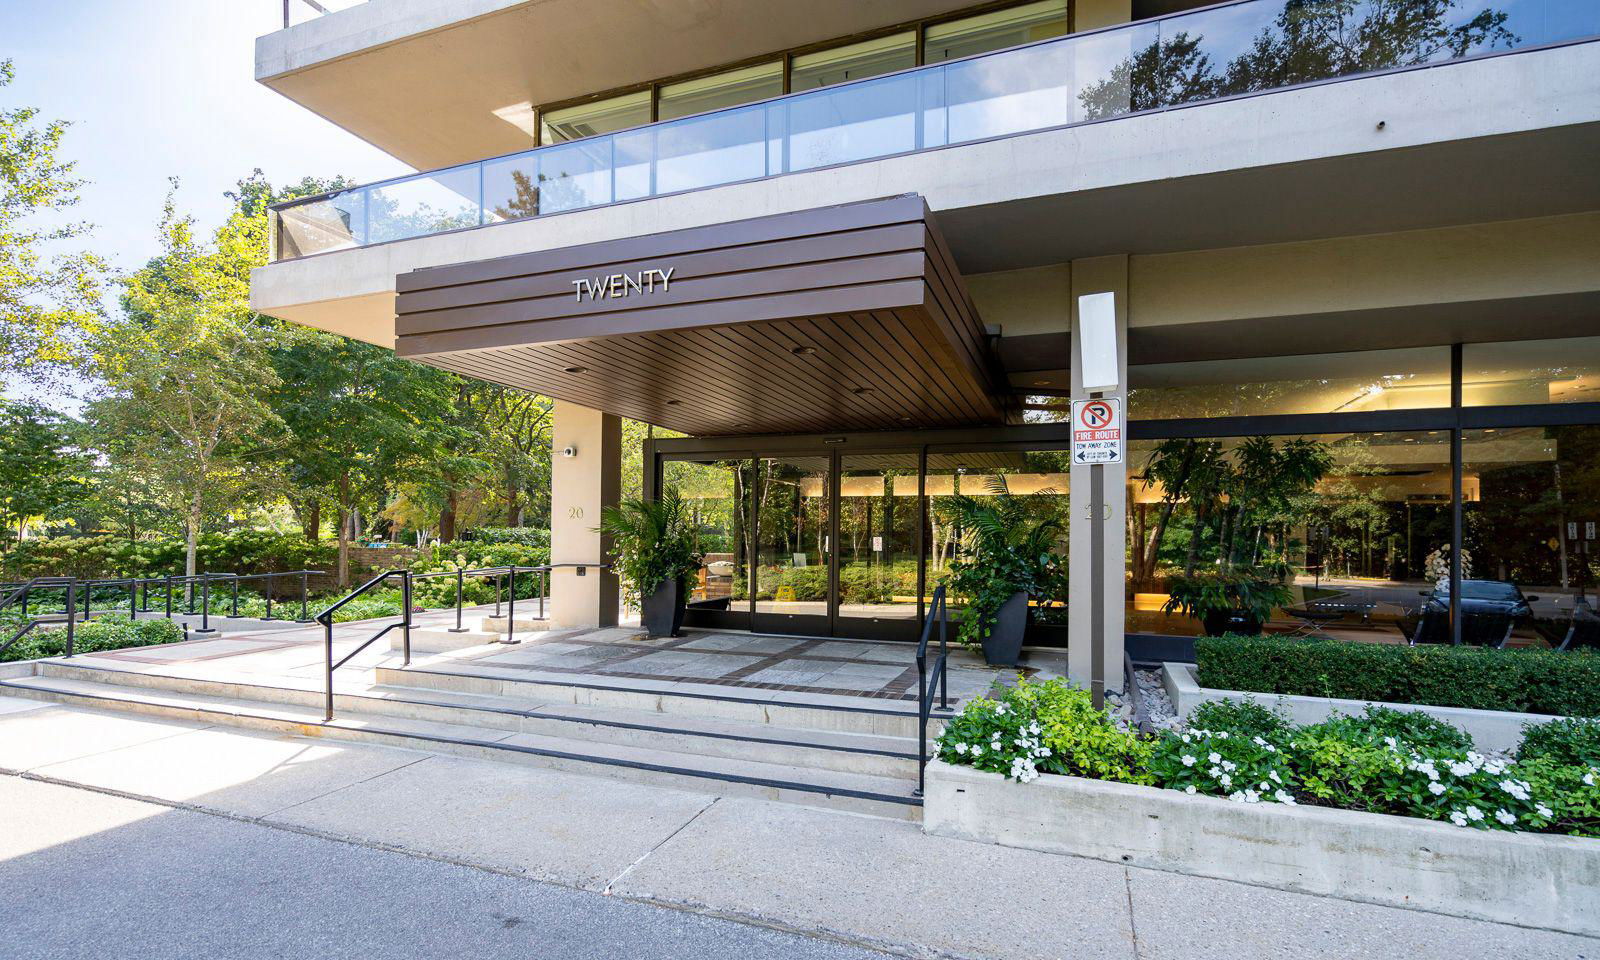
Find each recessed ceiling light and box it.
[563,365,588,374]
[852,387,874,396]
[1033,380,1050,387]
[665,399,682,406]
[791,346,817,356]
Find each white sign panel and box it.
[1072,398,1123,465]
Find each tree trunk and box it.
[336,508,351,588]
[301,500,321,541]
[185,499,202,577]
[439,489,458,543]
[505,475,522,527]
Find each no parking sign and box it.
[1072,398,1123,465]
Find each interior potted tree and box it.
[942,477,1067,666]
[598,488,703,639]
[1161,568,1292,636]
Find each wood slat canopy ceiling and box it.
[394,195,1006,436]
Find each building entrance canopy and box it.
[394,195,1006,436]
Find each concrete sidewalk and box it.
[0,696,1593,960]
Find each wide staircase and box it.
[0,575,956,820]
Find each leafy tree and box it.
[0,59,104,379]
[0,400,84,542]
[83,188,282,579]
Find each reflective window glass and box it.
[924,0,1069,62]
[790,32,917,90]
[1128,348,1453,420]
[1463,337,1600,406]
[540,91,651,143]
[658,62,784,120]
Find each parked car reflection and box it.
[1403,579,1537,647]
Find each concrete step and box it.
[0,673,923,819]
[480,615,552,634]
[34,661,920,778]
[396,628,503,655]
[378,662,947,739]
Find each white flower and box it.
[1219,773,1232,788]
[1253,736,1267,747]
[1258,782,1269,791]
[1449,811,1468,827]
[1028,722,1041,735]
[1536,803,1554,819]
[955,743,969,755]
[1208,766,1222,778]
[1449,761,1475,777]
[1242,789,1261,804]
[1181,734,1192,744]
[1180,754,1196,767]
[1268,770,1282,784]
[1221,760,1237,772]
[1584,772,1596,787]
[1465,806,1484,823]
[1184,785,1197,795]
[1208,752,1222,764]
[1228,791,1245,803]
[972,745,984,757]
[995,704,1007,716]
[1427,782,1446,796]
[1495,810,1516,825]
[1498,779,1530,801]
[1274,790,1297,805]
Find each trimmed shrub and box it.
[1,615,185,663]
[1188,698,1291,744]
[1195,633,1600,717]
[0,531,336,581]
[1517,718,1600,767]
[464,527,550,548]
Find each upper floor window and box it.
[540,90,651,144]
[923,0,1069,62]
[790,32,918,90]
[658,61,785,121]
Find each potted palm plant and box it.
[598,488,703,638]
[942,477,1067,666]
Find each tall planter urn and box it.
[982,591,1029,666]
[642,578,686,638]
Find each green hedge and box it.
[1,615,186,663]
[0,531,336,580]
[1196,634,1600,717]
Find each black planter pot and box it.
[1201,608,1263,636]
[642,578,686,638]
[982,591,1029,666]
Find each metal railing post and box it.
[323,614,335,722]
[165,576,173,618]
[402,571,413,666]
[506,565,516,645]
[199,576,211,634]
[64,581,76,659]
[449,566,467,632]
[129,581,137,620]
[494,572,503,617]
[540,568,546,619]
[299,571,310,622]
[938,594,949,711]
[231,577,240,617]
[83,580,92,619]
[264,575,275,621]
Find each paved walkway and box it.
[0,696,1592,960]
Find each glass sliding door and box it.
[664,456,754,630]
[836,453,921,637]
[752,455,833,634]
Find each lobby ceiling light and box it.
[852,387,874,396]
[791,346,817,356]
[665,399,682,406]
[563,365,588,374]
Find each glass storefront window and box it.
[540,91,652,144]
[1463,337,1600,406]
[657,62,785,121]
[923,451,1070,620]
[1128,347,1453,420]
[1463,425,1600,647]
[790,32,917,91]
[838,454,920,621]
[751,456,831,620]
[1126,432,1452,638]
[664,459,752,614]
[924,0,1069,62]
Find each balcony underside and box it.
[394,196,1005,435]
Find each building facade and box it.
[252,0,1600,694]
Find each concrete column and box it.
[550,400,621,628]
[1067,255,1129,695]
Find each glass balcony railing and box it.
[268,0,1598,262]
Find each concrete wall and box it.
[549,401,620,628]
[924,760,1600,937]
[251,42,1600,345]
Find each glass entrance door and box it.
[836,453,921,638]
[751,456,832,635]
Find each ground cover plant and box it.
[0,615,185,663]
[936,686,1600,839]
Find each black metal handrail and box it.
[914,585,954,797]
[317,569,412,722]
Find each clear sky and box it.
[3,0,411,275]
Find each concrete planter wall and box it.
[1162,662,1568,753]
[923,760,1600,936]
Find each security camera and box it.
[561,445,577,459]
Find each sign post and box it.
[1071,398,1123,466]
[1072,396,1121,708]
